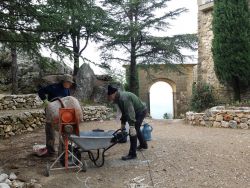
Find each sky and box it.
[79,0,198,74]
[150,81,174,119]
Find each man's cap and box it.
[62,74,74,83]
[107,85,118,95]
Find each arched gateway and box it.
[126,64,196,118]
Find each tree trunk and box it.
[232,77,241,101]
[129,55,137,95]
[11,47,18,94]
[129,36,138,95]
[72,35,79,76]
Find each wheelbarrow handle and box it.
[112,128,122,136]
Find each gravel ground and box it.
[0,119,249,188]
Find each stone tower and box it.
[197,0,250,102]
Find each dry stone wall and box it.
[0,94,42,110]
[186,106,250,129]
[0,94,113,138]
[0,110,45,138]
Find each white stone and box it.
[27,127,33,132]
[0,173,8,183]
[241,118,248,123]
[9,172,17,180]
[238,123,248,130]
[247,120,250,125]
[0,183,10,188]
[4,179,11,185]
[221,121,229,128]
[237,113,245,118]
[4,125,12,133]
[213,122,221,128]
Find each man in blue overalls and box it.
[38,74,74,154]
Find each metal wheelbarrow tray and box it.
[69,129,127,167]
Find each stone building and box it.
[197,0,250,102]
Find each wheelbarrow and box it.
[45,128,127,176]
[44,106,128,177]
[69,129,127,167]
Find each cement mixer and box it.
[45,96,83,129]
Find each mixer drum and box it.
[45,96,83,129]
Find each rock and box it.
[74,63,96,101]
[8,132,15,136]
[221,121,229,128]
[229,120,237,129]
[33,183,42,188]
[0,173,8,183]
[240,118,248,123]
[9,172,17,180]
[11,180,25,188]
[215,115,223,122]
[213,121,221,128]
[205,121,212,127]
[233,117,240,123]
[223,114,233,121]
[4,179,11,185]
[0,183,10,188]
[27,127,33,132]
[4,125,12,133]
[236,113,245,118]
[238,123,248,130]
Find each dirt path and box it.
[0,119,249,188]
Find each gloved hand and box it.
[121,122,126,131]
[129,126,136,137]
[42,99,50,108]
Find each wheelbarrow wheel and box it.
[60,144,81,167]
[44,163,50,177]
[81,162,87,172]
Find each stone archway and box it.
[136,64,196,118]
[149,80,175,119]
[148,79,176,119]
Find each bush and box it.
[163,113,170,119]
[190,82,216,112]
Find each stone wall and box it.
[0,94,42,110]
[0,110,45,138]
[82,106,113,121]
[0,94,113,138]
[197,2,233,102]
[186,106,250,129]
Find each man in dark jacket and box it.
[38,74,74,154]
[107,85,148,160]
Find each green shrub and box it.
[190,82,216,112]
[163,113,170,119]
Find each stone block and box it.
[221,121,229,128]
[215,114,223,121]
[238,123,248,130]
[213,121,221,128]
[229,120,237,129]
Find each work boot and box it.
[46,145,56,154]
[121,154,137,161]
[137,144,148,150]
